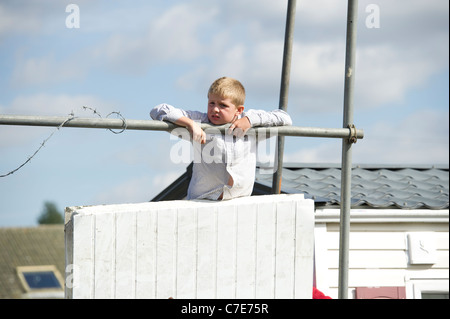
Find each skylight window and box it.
[17,266,64,292]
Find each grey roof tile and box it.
[256,164,449,209]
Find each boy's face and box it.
[207,93,244,125]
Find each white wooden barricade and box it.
[64,194,314,299]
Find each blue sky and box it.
[0,0,448,227]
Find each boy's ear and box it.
[236,105,244,115]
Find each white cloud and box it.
[93,3,217,74]
[113,135,189,171]
[178,0,448,114]
[151,170,184,191]
[5,0,446,114]
[0,3,43,38]
[11,54,86,87]
[0,0,100,37]
[92,176,154,205]
[353,109,449,164]
[92,169,184,205]
[284,140,342,164]
[298,0,347,25]
[0,93,117,116]
[0,93,119,147]
[284,109,449,165]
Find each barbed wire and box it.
[0,106,127,178]
[82,106,127,134]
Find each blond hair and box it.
[208,77,245,106]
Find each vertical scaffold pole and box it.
[273,0,297,194]
[339,0,359,299]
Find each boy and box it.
[150,76,292,201]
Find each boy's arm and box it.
[244,109,292,127]
[228,109,292,137]
[150,103,207,144]
[150,103,208,123]
[228,116,252,137]
[175,116,206,144]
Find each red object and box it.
[355,287,406,299]
[313,287,332,299]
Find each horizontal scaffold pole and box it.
[0,114,364,140]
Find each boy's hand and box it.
[228,116,251,138]
[176,116,206,144]
[188,122,206,144]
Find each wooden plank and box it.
[93,212,115,298]
[216,204,237,299]
[327,232,408,250]
[135,210,157,298]
[115,212,136,298]
[328,250,408,269]
[327,250,449,269]
[255,201,276,298]
[196,206,217,298]
[72,213,95,299]
[326,223,449,232]
[327,231,449,250]
[155,208,177,299]
[235,202,257,298]
[326,231,450,251]
[327,268,450,288]
[274,201,295,298]
[176,209,197,298]
[294,200,314,299]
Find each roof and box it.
[152,163,449,210]
[256,163,449,209]
[0,225,65,299]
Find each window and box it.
[22,270,61,289]
[405,277,449,299]
[17,266,64,292]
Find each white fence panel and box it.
[65,194,314,299]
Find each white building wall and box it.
[65,194,315,299]
[314,208,449,299]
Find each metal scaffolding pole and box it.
[273,0,297,194]
[338,0,359,299]
[0,114,364,139]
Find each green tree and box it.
[37,201,64,224]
